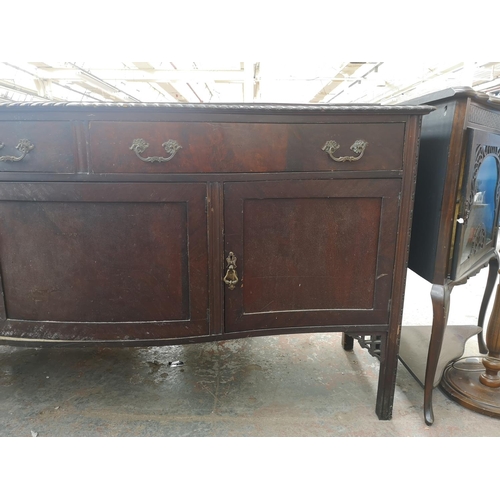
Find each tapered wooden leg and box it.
[477,255,500,354]
[341,332,354,351]
[375,332,397,420]
[424,283,452,425]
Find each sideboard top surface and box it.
[0,101,434,116]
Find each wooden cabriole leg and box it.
[477,255,500,354]
[424,282,452,426]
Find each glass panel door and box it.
[452,129,500,280]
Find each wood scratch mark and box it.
[260,300,275,311]
[250,275,323,279]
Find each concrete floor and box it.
[1,268,499,437]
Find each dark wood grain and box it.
[0,182,209,340]
[375,114,423,420]
[1,201,189,322]
[208,181,224,335]
[223,179,400,333]
[89,121,404,174]
[0,121,77,173]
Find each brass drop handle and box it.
[322,139,368,162]
[223,252,239,290]
[130,138,182,163]
[0,139,35,162]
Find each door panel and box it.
[224,179,401,333]
[0,182,208,342]
[451,128,500,280]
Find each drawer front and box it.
[0,121,77,173]
[89,121,405,174]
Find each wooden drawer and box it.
[0,121,78,173]
[89,121,405,174]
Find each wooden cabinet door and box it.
[0,182,208,343]
[451,128,500,280]
[223,179,401,333]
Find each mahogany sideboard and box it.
[0,102,432,420]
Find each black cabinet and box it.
[399,87,500,425]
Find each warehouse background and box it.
[1,62,499,105]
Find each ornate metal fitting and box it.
[162,139,182,157]
[0,139,35,162]
[226,252,237,268]
[223,252,239,290]
[322,139,368,162]
[130,138,182,163]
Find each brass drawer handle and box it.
[223,252,239,290]
[322,139,368,162]
[130,138,182,163]
[0,139,35,162]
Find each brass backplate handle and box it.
[223,252,239,290]
[0,139,35,162]
[130,138,182,163]
[322,139,368,162]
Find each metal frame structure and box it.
[0,62,499,105]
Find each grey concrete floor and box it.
[1,268,499,437]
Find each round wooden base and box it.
[440,356,500,418]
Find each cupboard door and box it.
[223,179,401,333]
[0,182,208,342]
[451,128,500,280]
